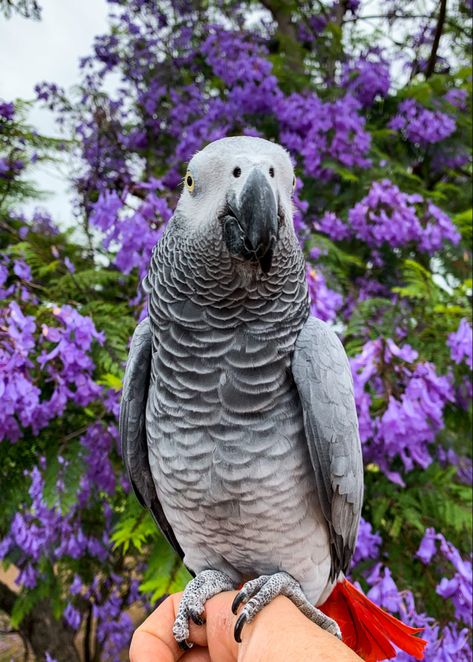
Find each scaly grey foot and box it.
[231,571,341,643]
[173,569,235,649]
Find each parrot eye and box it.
[233,167,241,178]
[185,171,195,193]
[292,175,296,191]
[269,167,275,178]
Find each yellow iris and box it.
[185,171,195,193]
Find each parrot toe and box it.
[232,572,342,643]
[177,639,193,651]
[189,606,206,625]
[172,569,236,646]
[234,611,248,643]
[232,575,270,614]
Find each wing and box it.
[292,316,363,580]
[119,317,184,560]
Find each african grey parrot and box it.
[120,137,425,659]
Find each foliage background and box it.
[0,0,471,660]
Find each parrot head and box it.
[175,136,296,275]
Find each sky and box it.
[0,0,110,220]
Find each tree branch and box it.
[425,0,448,78]
[259,0,305,78]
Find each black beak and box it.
[222,169,278,274]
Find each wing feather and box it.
[292,316,363,579]
[119,317,184,560]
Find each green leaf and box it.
[111,495,156,553]
[98,373,123,391]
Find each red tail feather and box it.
[319,579,427,661]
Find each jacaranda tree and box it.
[0,1,471,660]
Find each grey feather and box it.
[119,317,184,560]
[292,316,363,580]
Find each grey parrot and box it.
[120,136,363,648]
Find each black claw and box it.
[189,608,206,626]
[231,592,245,615]
[234,613,248,643]
[178,639,193,651]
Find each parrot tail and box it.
[319,579,427,662]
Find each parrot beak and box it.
[223,168,278,274]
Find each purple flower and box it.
[64,257,75,273]
[352,517,382,566]
[448,319,473,370]
[416,529,472,626]
[80,423,116,496]
[366,564,403,613]
[389,99,456,145]
[341,57,390,106]
[16,563,38,589]
[70,575,83,596]
[0,100,15,120]
[316,212,351,241]
[64,603,81,630]
[13,259,32,281]
[416,527,438,564]
[385,338,418,363]
[444,89,468,110]
[90,190,124,232]
[420,202,461,252]
[349,180,459,253]
[278,92,371,179]
[378,362,454,473]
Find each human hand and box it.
[129,590,362,662]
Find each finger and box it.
[130,592,239,662]
[130,593,184,662]
[201,592,239,662]
[184,647,211,662]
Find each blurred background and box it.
[0,1,471,660]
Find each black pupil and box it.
[269,167,275,177]
[186,175,193,187]
[233,167,241,178]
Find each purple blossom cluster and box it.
[90,186,171,279]
[315,211,351,241]
[0,296,103,441]
[0,99,15,121]
[202,27,277,103]
[444,88,468,110]
[341,56,391,106]
[389,99,456,145]
[417,528,472,626]
[79,422,117,502]
[0,156,24,179]
[448,318,473,370]
[348,179,460,252]
[0,425,135,660]
[278,92,372,178]
[351,338,455,483]
[365,565,472,661]
[61,571,139,658]
[1,463,98,575]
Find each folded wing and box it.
[119,317,184,559]
[292,316,363,579]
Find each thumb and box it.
[130,591,239,662]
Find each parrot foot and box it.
[172,569,235,647]
[231,571,341,643]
